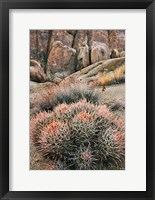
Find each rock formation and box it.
[30,60,46,83]
[91,41,110,64]
[46,41,76,80]
[30,30,125,81]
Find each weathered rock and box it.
[30,65,46,83]
[49,30,74,52]
[30,60,46,83]
[30,30,50,65]
[73,30,88,49]
[119,51,125,57]
[46,41,76,80]
[67,30,77,36]
[30,30,125,84]
[110,49,125,58]
[76,45,90,71]
[30,81,39,88]
[78,57,125,83]
[30,59,42,68]
[110,49,120,58]
[108,30,125,52]
[88,30,109,47]
[91,41,110,64]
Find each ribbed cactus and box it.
[31,99,125,170]
[37,121,71,160]
[69,146,98,170]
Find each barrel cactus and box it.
[31,99,125,170]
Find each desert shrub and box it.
[40,83,102,112]
[54,83,101,105]
[31,99,125,170]
[31,83,102,116]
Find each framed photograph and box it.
[0,0,154,199]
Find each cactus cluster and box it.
[31,98,125,170]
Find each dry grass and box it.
[114,65,125,80]
[99,64,125,86]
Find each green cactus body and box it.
[31,97,125,170]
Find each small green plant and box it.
[31,99,125,170]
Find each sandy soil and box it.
[30,83,125,170]
[99,83,125,119]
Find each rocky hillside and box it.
[30,30,125,82]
